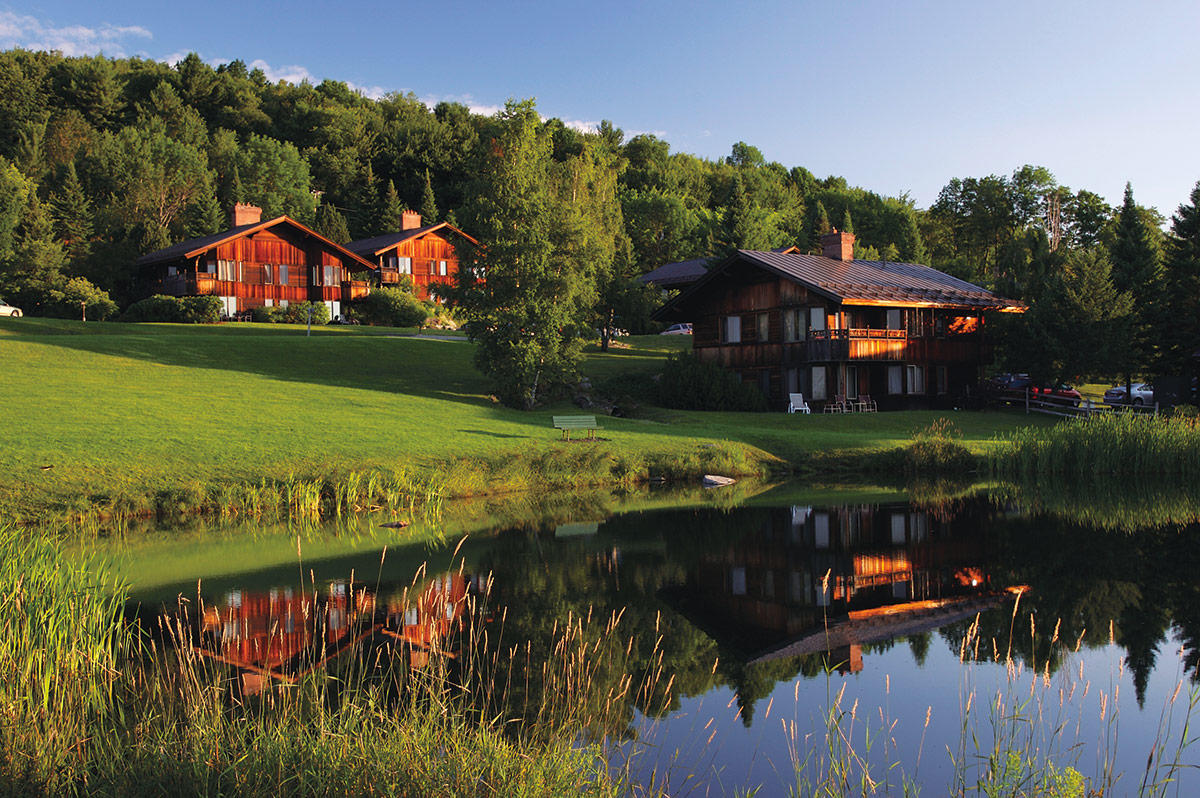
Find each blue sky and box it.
[4,0,1199,217]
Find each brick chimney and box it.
[230,203,263,227]
[820,229,855,262]
[401,210,422,230]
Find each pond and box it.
[90,480,1200,795]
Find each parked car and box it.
[984,373,1081,407]
[1033,384,1082,407]
[1103,382,1154,406]
[0,297,22,317]
[660,323,692,335]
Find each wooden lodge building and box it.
[136,205,475,316]
[655,230,1024,410]
[136,204,377,320]
[346,211,477,301]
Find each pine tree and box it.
[49,161,94,265]
[840,208,854,234]
[1162,181,1200,373]
[810,200,831,252]
[1108,183,1164,384]
[380,179,403,231]
[445,208,459,228]
[419,169,439,224]
[314,203,351,244]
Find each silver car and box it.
[1103,382,1154,406]
[0,298,21,317]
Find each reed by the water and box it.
[990,412,1200,480]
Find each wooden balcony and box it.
[699,327,984,368]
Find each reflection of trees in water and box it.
[988,514,1200,704]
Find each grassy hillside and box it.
[0,318,1051,522]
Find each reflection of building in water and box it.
[679,503,1010,667]
[196,573,473,684]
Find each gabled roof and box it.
[345,222,478,258]
[136,216,377,271]
[657,249,1024,318]
[639,257,712,288]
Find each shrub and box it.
[351,287,430,327]
[283,301,330,325]
[179,295,222,323]
[655,352,768,411]
[121,294,222,323]
[121,295,184,322]
[250,305,280,323]
[902,418,977,476]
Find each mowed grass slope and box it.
[0,318,1051,519]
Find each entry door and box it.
[846,365,858,399]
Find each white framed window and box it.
[217,259,237,281]
[438,260,448,276]
[167,266,177,276]
[398,257,412,275]
[906,365,925,394]
[721,315,741,343]
[888,365,903,395]
[811,366,827,400]
[937,366,949,394]
[279,299,289,309]
[886,308,902,330]
[809,307,826,332]
[756,312,769,342]
[219,296,237,317]
[278,264,288,286]
[263,264,273,284]
[264,299,273,307]
[846,365,858,399]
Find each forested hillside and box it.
[0,49,1197,386]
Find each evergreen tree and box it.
[49,161,94,265]
[380,179,403,231]
[444,208,459,228]
[1014,248,1132,385]
[1108,183,1164,384]
[419,169,439,224]
[314,202,351,244]
[811,200,831,250]
[1162,181,1200,373]
[0,192,69,311]
[840,208,854,234]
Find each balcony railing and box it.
[809,328,909,341]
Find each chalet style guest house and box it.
[136,204,473,316]
[655,230,1023,410]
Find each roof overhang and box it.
[367,222,480,257]
[171,216,378,271]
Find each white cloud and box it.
[246,58,313,85]
[0,11,150,57]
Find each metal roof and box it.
[740,250,1021,308]
[639,257,712,288]
[658,249,1023,317]
[345,222,478,257]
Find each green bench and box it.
[552,414,602,441]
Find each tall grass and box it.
[0,522,650,795]
[781,602,1199,797]
[990,412,1200,480]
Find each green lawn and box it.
[0,318,1053,521]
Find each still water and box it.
[94,481,1200,795]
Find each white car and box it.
[0,298,21,317]
[660,323,692,335]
